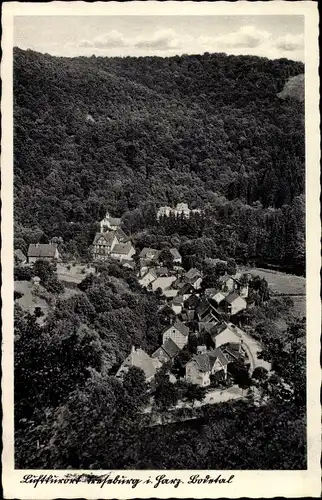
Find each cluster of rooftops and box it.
[116,250,250,386]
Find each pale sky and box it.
[14,15,304,61]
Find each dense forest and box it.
[14,48,305,273]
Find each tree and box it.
[158,248,174,269]
[154,381,178,411]
[185,383,206,407]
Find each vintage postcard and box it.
[1,1,320,498]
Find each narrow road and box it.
[228,323,271,374]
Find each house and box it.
[196,300,221,324]
[110,241,135,262]
[204,288,226,305]
[171,296,184,315]
[169,247,182,265]
[92,232,118,261]
[14,249,27,264]
[178,283,195,301]
[185,348,229,387]
[221,342,247,364]
[100,211,121,232]
[115,227,130,243]
[139,269,158,288]
[210,322,242,349]
[184,293,200,311]
[152,338,181,365]
[158,303,177,324]
[222,292,247,315]
[162,319,189,349]
[185,268,202,289]
[151,276,177,295]
[157,206,172,220]
[115,346,162,383]
[27,243,60,264]
[218,274,239,293]
[175,202,191,217]
[139,247,160,262]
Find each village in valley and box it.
[14,202,299,421]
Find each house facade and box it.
[185,348,229,387]
[222,293,247,315]
[27,243,60,264]
[92,232,118,261]
[110,242,135,262]
[162,319,189,349]
[100,211,121,232]
[116,346,162,382]
[139,269,157,288]
[210,322,242,349]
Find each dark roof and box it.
[154,267,169,276]
[224,292,244,304]
[174,319,189,337]
[151,346,171,364]
[161,338,181,358]
[172,295,184,305]
[184,294,200,309]
[115,228,129,242]
[158,303,176,316]
[210,322,229,337]
[28,243,58,258]
[185,268,201,280]
[192,348,229,372]
[93,232,116,246]
[178,283,194,296]
[221,342,244,362]
[173,276,188,289]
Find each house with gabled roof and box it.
[184,293,200,311]
[185,268,202,289]
[152,338,181,365]
[151,276,177,298]
[92,232,118,261]
[158,303,177,324]
[220,342,247,364]
[222,292,247,316]
[110,241,135,262]
[100,211,121,232]
[196,299,221,323]
[169,247,182,265]
[218,274,239,293]
[139,268,158,288]
[185,348,229,387]
[178,283,195,301]
[162,319,189,349]
[210,322,242,349]
[204,288,227,306]
[116,346,162,382]
[139,247,160,262]
[27,243,60,264]
[114,227,129,243]
[171,295,184,315]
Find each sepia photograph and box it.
[1,1,320,499]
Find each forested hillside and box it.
[14,48,305,272]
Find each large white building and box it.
[157,203,201,220]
